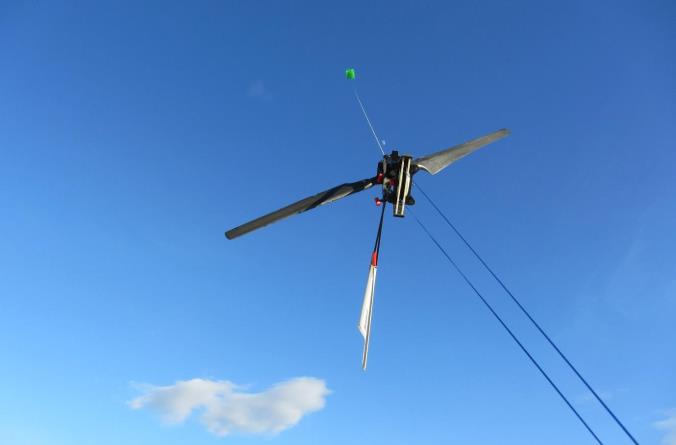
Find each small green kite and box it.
[345,68,356,80]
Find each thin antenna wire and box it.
[415,183,640,445]
[412,214,604,445]
[354,90,385,155]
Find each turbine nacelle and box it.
[376,150,415,217]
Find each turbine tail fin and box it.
[358,264,377,370]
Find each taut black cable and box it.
[413,215,604,445]
[415,183,639,445]
[373,201,386,261]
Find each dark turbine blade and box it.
[413,128,510,175]
[225,176,378,240]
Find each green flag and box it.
[345,68,356,80]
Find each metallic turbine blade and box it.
[413,128,510,175]
[225,176,378,240]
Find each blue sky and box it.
[0,1,674,444]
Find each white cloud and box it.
[654,409,676,445]
[130,377,329,436]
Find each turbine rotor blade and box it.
[225,176,378,240]
[413,128,510,175]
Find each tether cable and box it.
[415,183,639,445]
[354,90,385,155]
[373,200,386,262]
[413,215,604,445]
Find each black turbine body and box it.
[225,127,510,369]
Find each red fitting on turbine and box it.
[376,173,384,184]
[371,251,378,266]
[374,197,383,206]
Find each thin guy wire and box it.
[413,215,604,445]
[354,90,385,155]
[414,183,640,445]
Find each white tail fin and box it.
[358,264,377,370]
